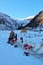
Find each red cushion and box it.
[24,44,29,47]
[10,39,16,43]
[28,46,32,49]
[24,44,32,50]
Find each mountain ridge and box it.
[24,11,43,28]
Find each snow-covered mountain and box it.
[0,12,34,30]
[16,17,34,29]
[1,11,43,30]
[0,12,19,30]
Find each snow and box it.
[0,30,43,65]
[0,24,6,30]
[0,12,34,30]
[15,16,34,20]
[0,12,19,30]
[17,19,30,27]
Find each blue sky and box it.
[0,0,43,18]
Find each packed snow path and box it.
[0,31,43,65]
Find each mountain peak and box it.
[0,12,19,30]
[24,11,43,28]
[39,11,43,15]
[15,16,34,20]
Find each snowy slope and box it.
[0,12,34,30]
[17,19,30,27]
[0,12,43,30]
[0,12,19,30]
[16,16,34,28]
[0,31,43,65]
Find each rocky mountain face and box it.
[0,12,19,30]
[24,11,43,28]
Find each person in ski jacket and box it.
[8,31,15,43]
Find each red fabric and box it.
[24,44,32,50]
[10,40,15,43]
[24,44,29,47]
[28,46,32,49]
[10,39,17,43]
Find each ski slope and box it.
[0,31,43,65]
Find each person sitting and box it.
[7,31,17,43]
